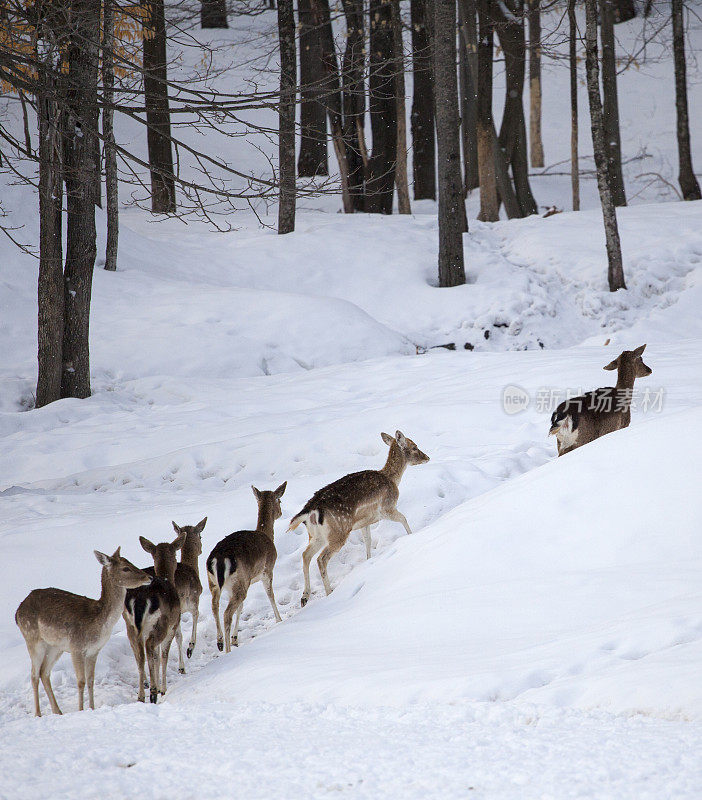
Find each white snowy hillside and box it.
[1,2,702,799]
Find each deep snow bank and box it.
[170,406,702,717]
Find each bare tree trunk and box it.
[342,0,366,208]
[36,57,65,408]
[61,0,100,399]
[311,0,354,212]
[201,0,228,27]
[458,0,479,192]
[432,0,466,286]
[298,0,328,177]
[103,0,119,271]
[672,0,701,200]
[410,0,436,200]
[476,0,499,220]
[568,0,580,210]
[585,0,626,292]
[277,0,296,232]
[393,0,411,213]
[527,0,544,168]
[599,0,626,206]
[143,0,176,213]
[367,0,397,213]
[495,0,537,216]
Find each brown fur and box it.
[15,548,150,716]
[123,532,186,703]
[549,345,653,456]
[143,517,206,670]
[289,430,430,607]
[206,483,286,652]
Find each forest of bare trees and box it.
[0,0,700,406]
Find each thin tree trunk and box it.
[103,0,119,270]
[393,0,411,213]
[458,0,479,192]
[410,0,436,199]
[61,0,100,399]
[433,0,466,286]
[143,0,176,213]
[298,0,328,176]
[672,0,701,200]
[495,0,537,216]
[569,0,580,210]
[528,0,544,167]
[18,90,32,155]
[599,0,626,206]
[585,0,626,291]
[201,0,228,27]
[476,0,499,220]
[36,59,65,408]
[367,0,397,213]
[277,0,296,232]
[341,0,366,208]
[310,0,353,212]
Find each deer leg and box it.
[175,622,185,674]
[301,530,324,607]
[126,624,147,701]
[85,654,98,710]
[384,507,413,536]
[317,538,345,597]
[71,651,86,711]
[262,570,282,622]
[361,526,372,560]
[39,647,63,715]
[29,643,46,717]
[146,641,159,704]
[161,629,177,695]
[223,586,246,653]
[209,578,224,652]
[187,606,199,658]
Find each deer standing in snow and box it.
[288,430,429,607]
[123,532,186,703]
[549,344,653,456]
[143,517,206,671]
[206,483,286,653]
[15,548,150,716]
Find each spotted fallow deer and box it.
[123,532,186,703]
[143,517,206,672]
[15,549,150,716]
[206,483,286,653]
[549,344,653,456]
[288,430,430,607]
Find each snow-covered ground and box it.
[2,4,702,798]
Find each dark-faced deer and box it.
[288,430,429,607]
[143,517,206,672]
[206,483,286,653]
[15,549,150,716]
[123,532,186,703]
[549,344,653,456]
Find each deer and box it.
[143,517,206,672]
[549,344,653,456]
[123,531,186,703]
[206,483,286,653]
[288,430,430,607]
[15,548,150,717]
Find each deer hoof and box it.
[178,667,186,674]
[187,646,194,658]
[143,679,149,689]
[149,689,158,704]
[217,640,224,652]
[300,596,308,608]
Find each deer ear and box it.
[194,517,207,534]
[381,432,394,446]
[395,430,407,446]
[139,536,156,554]
[603,357,619,371]
[172,531,187,551]
[111,547,121,559]
[633,344,647,356]
[274,481,287,499]
[94,550,112,567]
[172,521,182,535]
[251,485,262,500]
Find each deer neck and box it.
[95,567,128,626]
[613,363,637,414]
[380,442,408,486]
[256,505,276,540]
[153,557,177,583]
[180,536,200,570]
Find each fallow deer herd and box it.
[15,347,652,716]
